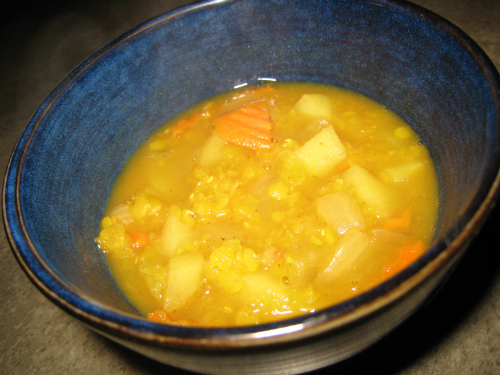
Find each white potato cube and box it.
[294,94,332,118]
[163,252,204,311]
[316,190,366,234]
[199,133,226,167]
[296,125,346,178]
[238,273,289,309]
[317,229,370,284]
[161,209,192,257]
[342,165,394,217]
[382,160,424,182]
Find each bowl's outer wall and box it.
[5,0,500,344]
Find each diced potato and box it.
[294,94,332,118]
[317,229,370,284]
[108,203,133,225]
[239,273,290,309]
[381,160,424,182]
[342,165,394,217]
[199,133,226,167]
[139,263,168,302]
[316,190,366,234]
[296,125,346,178]
[163,252,204,311]
[161,207,192,257]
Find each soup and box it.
[95,83,439,327]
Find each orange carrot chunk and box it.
[130,232,149,248]
[148,309,174,323]
[172,112,202,136]
[238,104,271,120]
[382,210,412,231]
[212,104,274,150]
[384,240,426,275]
[214,122,273,150]
[222,111,272,131]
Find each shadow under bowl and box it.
[3,0,500,374]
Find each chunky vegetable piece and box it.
[316,190,366,234]
[95,83,439,327]
[213,104,273,150]
[199,134,226,167]
[343,165,395,218]
[294,93,332,118]
[164,252,204,311]
[317,229,370,285]
[296,125,346,178]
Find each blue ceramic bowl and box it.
[3,0,500,374]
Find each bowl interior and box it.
[5,0,500,329]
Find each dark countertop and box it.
[1,0,499,374]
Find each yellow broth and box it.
[96,83,439,327]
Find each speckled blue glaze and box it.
[3,0,500,373]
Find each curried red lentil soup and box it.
[95,82,439,327]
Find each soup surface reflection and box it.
[96,83,439,326]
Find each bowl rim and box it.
[3,0,500,349]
